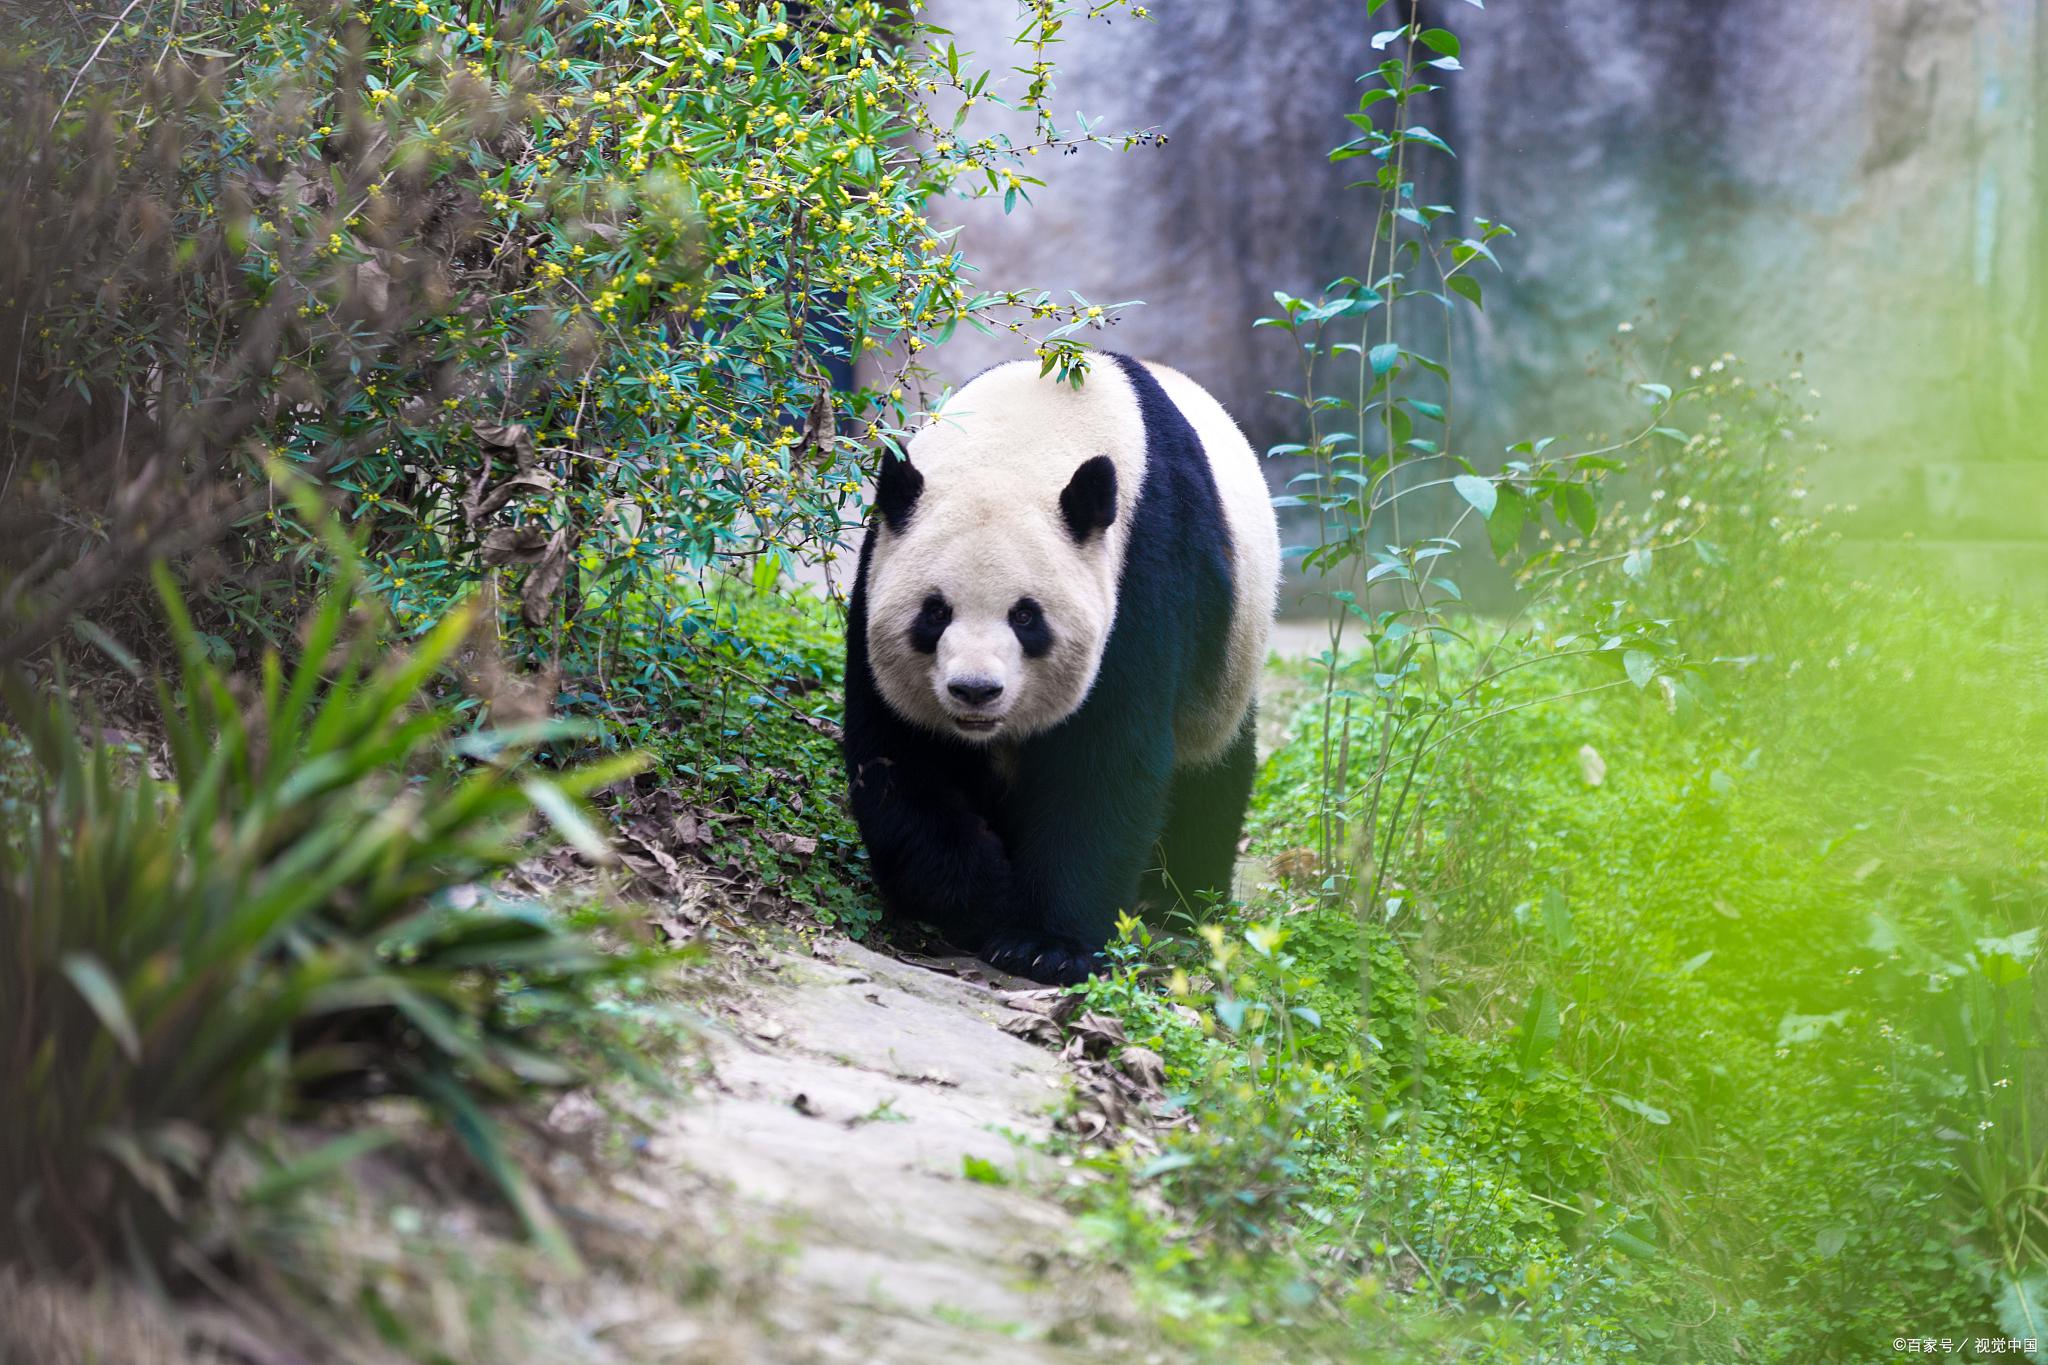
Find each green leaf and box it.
[1446,274,1482,309]
[520,776,614,863]
[1452,474,1497,519]
[63,954,141,1062]
[417,1073,580,1272]
[1610,1093,1671,1126]
[1976,927,2040,963]
[961,1153,1008,1186]
[1563,482,1598,536]
[1995,1270,2048,1361]
[1416,27,1461,56]
[1776,1010,1848,1046]
[1623,650,1656,689]
[70,619,143,678]
[1515,985,1560,1073]
[1402,126,1455,156]
[1541,887,1575,956]
[246,1130,398,1205]
[1214,995,1247,1032]
[1368,342,1400,374]
[1605,1226,1661,1259]
[1486,488,1525,558]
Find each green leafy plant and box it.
[1,0,1151,674]
[1254,1,1684,1086]
[1,558,644,1279]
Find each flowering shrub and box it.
[1,0,1148,666]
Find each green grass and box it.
[1059,571,2047,1362]
[557,575,873,936]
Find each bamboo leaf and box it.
[63,954,141,1062]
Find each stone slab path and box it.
[631,937,1146,1363]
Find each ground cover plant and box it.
[1,542,645,1283]
[1058,355,2048,1360]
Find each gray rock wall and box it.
[906,0,2046,588]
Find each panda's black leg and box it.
[846,754,1024,951]
[985,715,1178,984]
[1149,708,1258,920]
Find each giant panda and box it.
[842,354,1280,985]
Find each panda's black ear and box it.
[1060,455,1118,544]
[875,449,924,533]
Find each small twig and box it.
[49,0,151,135]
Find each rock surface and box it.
[645,939,1136,1362]
[912,0,2046,584]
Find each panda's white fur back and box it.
[868,357,1277,766]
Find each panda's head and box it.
[863,445,1123,744]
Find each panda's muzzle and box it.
[945,677,1006,732]
[947,678,1004,707]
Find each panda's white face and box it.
[865,457,1123,745]
[862,361,1147,745]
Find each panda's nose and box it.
[947,678,1004,707]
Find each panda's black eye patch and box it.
[1008,597,1054,658]
[909,593,951,654]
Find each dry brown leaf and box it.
[463,469,557,524]
[999,1012,1062,1047]
[478,524,552,565]
[1117,1044,1165,1094]
[353,256,390,312]
[1271,846,1320,884]
[793,384,834,463]
[762,831,818,859]
[474,421,538,468]
[521,530,571,627]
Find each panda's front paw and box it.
[981,932,1105,986]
